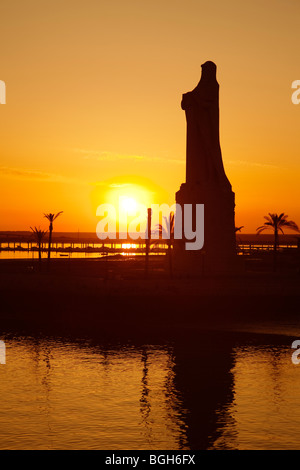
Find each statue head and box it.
[201,61,217,81]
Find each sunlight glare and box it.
[120,197,138,215]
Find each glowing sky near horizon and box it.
[1,0,300,233]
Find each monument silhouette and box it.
[175,61,236,274]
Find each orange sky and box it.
[1,0,300,233]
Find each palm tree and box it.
[256,213,299,270]
[44,211,63,268]
[156,211,175,279]
[256,213,299,251]
[235,226,244,252]
[30,226,47,269]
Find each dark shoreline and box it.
[0,257,299,341]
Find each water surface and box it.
[0,327,299,450]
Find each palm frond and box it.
[256,226,268,234]
[279,220,299,231]
[44,211,63,222]
[30,226,48,242]
[53,211,63,220]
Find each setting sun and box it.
[120,197,138,215]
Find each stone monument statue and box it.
[175,61,237,273]
[182,61,231,189]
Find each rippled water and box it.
[0,328,299,450]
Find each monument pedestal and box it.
[174,182,237,275]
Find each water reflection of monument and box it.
[175,61,237,273]
[171,332,235,449]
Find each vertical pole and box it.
[145,208,152,279]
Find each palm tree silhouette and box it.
[256,213,299,251]
[44,212,63,268]
[30,226,47,269]
[256,213,299,271]
[156,211,175,279]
